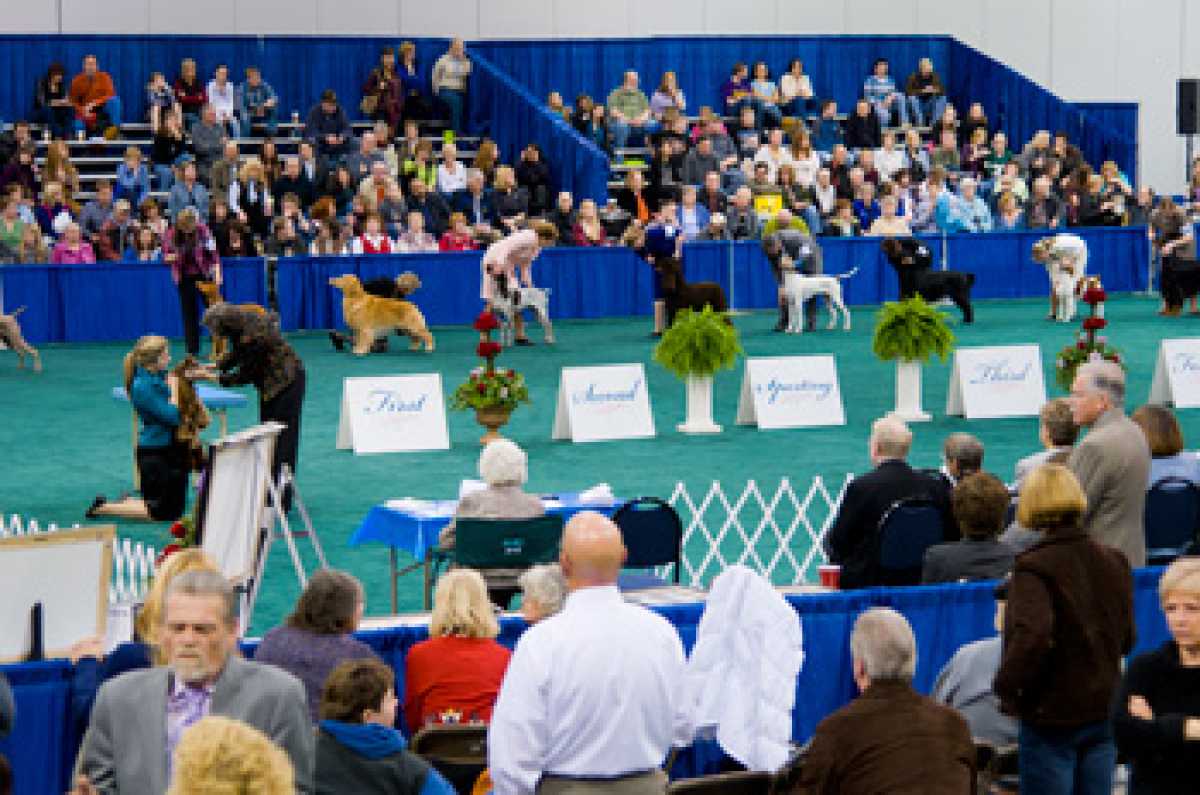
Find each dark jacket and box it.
[1112,641,1200,795]
[450,188,499,227]
[274,173,316,210]
[844,111,882,151]
[408,191,450,236]
[796,680,976,795]
[825,460,956,589]
[314,727,435,795]
[994,529,1134,728]
[921,538,1016,584]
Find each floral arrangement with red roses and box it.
[157,515,197,566]
[1055,277,1124,390]
[450,311,531,411]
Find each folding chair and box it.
[876,498,946,586]
[612,497,684,590]
[666,770,773,794]
[1144,477,1200,565]
[410,724,488,794]
[426,515,564,608]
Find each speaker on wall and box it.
[1179,79,1200,135]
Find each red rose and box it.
[507,369,515,377]
[476,382,487,394]
[169,521,187,539]
[1082,317,1107,331]
[1077,341,1087,350]
[1111,354,1121,364]
[156,543,182,566]
[473,312,500,332]
[477,341,502,358]
[1082,287,1106,304]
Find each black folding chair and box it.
[1144,477,1200,565]
[410,724,488,794]
[426,515,564,607]
[611,496,683,590]
[876,498,946,586]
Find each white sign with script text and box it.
[552,364,656,442]
[945,345,1047,419]
[336,375,449,454]
[1149,338,1200,408]
[736,355,846,428]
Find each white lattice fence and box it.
[666,475,854,588]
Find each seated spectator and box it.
[931,579,1018,746]
[1020,130,1054,179]
[864,58,909,128]
[958,177,993,232]
[0,144,37,197]
[348,212,395,254]
[572,198,608,246]
[812,169,836,222]
[316,659,455,795]
[229,159,272,239]
[397,40,429,123]
[43,139,81,197]
[922,472,1015,584]
[930,171,971,234]
[0,196,25,263]
[546,90,568,120]
[680,135,720,188]
[677,186,710,242]
[606,70,658,151]
[749,161,781,206]
[356,160,401,217]
[780,58,818,117]
[697,170,728,216]
[795,608,974,791]
[1051,130,1085,177]
[719,62,755,128]
[361,47,403,137]
[698,211,729,240]
[274,156,315,211]
[825,415,955,588]
[873,130,903,182]
[492,166,529,234]
[173,58,206,126]
[904,57,947,127]
[517,563,567,624]
[95,199,137,261]
[788,130,820,185]
[852,182,880,231]
[206,64,240,138]
[166,716,295,795]
[1113,557,1200,793]
[309,218,346,256]
[145,70,179,134]
[1131,404,1200,485]
[546,191,575,244]
[929,128,961,173]
[397,210,439,253]
[516,143,551,216]
[778,165,821,234]
[903,127,930,183]
[35,181,73,239]
[1025,175,1064,229]
[984,131,1015,181]
[78,180,114,238]
[615,169,654,225]
[959,102,989,147]
[68,54,121,138]
[126,225,161,262]
[253,569,378,722]
[406,178,449,236]
[578,99,609,152]
[402,139,438,191]
[238,65,278,137]
[190,105,226,181]
[403,568,512,732]
[992,190,1023,231]
[649,70,686,120]
[114,146,151,208]
[439,212,477,251]
[866,194,910,237]
[323,165,358,217]
[993,160,1028,206]
[753,128,794,184]
[439,439,545,607]
[305,89,352,162]
[151,114,187,191]
[824,198,861,237]
[827,144,853,198]
[748,61,783,128]
[450,168,498,233]
[264,216,304,257]
[732,105,761,158]
[34,63,75,140]
[1014,397,1078,486]
[345,131,385,184]
[726,185,760,240]
[18,223,48,263]
[436,142,467,195]
[432,38,472,133]
[995,464,1134,794]
[845,99,882,151]
[961,126,990,178]
[220,220,256,259]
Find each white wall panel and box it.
[1114,0,1181,191]
[630,0,708,36]
[0,0,58,32]
[844,0,917,34]
[977,0,1051,88]
[776,1,847,34]
[477,0,553,39]
[552,0,631,38]
[236,0,318,34]
[399,0,476,38]
[1049,0,1118,100]
[148,0,236,34]
[704,0,777,35]
[61,0,148,34]
[316,0,400,35]
[916,0,982,44]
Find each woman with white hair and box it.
[402,569,511,733]
[50,221,96,264]
[517,564,567,624]
[439,439,545,607]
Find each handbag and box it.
[360,94,379,115]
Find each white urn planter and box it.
[677,374,722,434]
[892,359,931,422]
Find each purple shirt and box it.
[252,625,380,721]
[165,676,214,777]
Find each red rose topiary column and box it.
[1054,278,1123,390]
[473,311,510,445]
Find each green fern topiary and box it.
[872,295,955,363]
[653,306,743,379]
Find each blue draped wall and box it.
[0,570,1170,795]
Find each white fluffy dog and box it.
[491,281,554,346]
[1049,257,1084,322]
[780,266,859,333]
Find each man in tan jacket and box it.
[1067,360,1151,566]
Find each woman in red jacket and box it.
[403,569,511,733]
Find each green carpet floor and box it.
[2,293,1192,633]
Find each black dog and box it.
[881,238,975,323]
[654,257,729,326]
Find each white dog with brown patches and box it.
[780,264,859,334]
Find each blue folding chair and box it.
[611,497,683,590]
[876,498,946,586]
[1144,477,1200,565]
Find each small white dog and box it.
[780,266,859,333]
[491,279,554,346]
[1048,255,1084,323]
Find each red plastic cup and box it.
[818,564,841,589]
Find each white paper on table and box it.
[542,498,565,510]
[578,483,616,504]
[458,479,487,499]
[384,498,442,515]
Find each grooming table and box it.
[110,385,249,486]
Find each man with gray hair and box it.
[518,563,567,624]
[941,432,984,486]
[796,608,975,792]
[1067,360,1151,565]
[826,416,956,589]
[74,570,313,794]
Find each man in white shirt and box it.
[752,128,794,183]
[206,64,240,138]
[488,512,692,794]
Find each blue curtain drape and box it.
[0,226,1150,344]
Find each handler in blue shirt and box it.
[628,199,684,336]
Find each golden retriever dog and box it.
[328,273,435,354]
[197,280,268,360]
[0,306,41,372]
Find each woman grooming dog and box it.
[1031,233,1088,322]
[195,305,305,513]
[87,335,195,521]
[162,208,221,356]
[480,223,557,345]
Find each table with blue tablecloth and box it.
[351,492,618,611]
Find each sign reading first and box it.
[337,375,450,454]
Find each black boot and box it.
[774,299,788,332]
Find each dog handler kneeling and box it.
[762,209,823,332]
[481,223,557,345]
